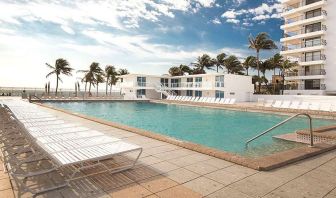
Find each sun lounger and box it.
[1,99,143,197]
[229,98,236,105]
[215,98,221,103]
[309,102,320,111]
[280,100,291,108]
[272,100,282,108]
[289,101,300,109]
[223,98,230,104]
[257,98,264,107]
[209,98,216,103]
[264,100,273,108]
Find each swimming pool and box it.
[46,101,335,158]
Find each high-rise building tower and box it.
[281,0,335,95]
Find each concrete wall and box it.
[251,94,336,103]
[326,0,336,92]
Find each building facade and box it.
[118,73,254,102]
[281,0,336,95]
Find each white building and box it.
[280,0,336,95]
[118,73,254,102]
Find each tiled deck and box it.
[2,105,336,197]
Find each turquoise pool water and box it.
[46,102,335,158]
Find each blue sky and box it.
[0,0,283,88]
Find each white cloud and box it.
[220,1,282,25]
[60,25,75,35]
[211,18,221,24]
[226,19,240,24]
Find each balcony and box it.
[281,39,326,55]
[281,25,326,42]
[285,83,326,90]
[285,10,327,25]
[286,69,326,77]
[283,0,326,15]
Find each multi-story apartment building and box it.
[281,0,335,95]
[118,73,254,102]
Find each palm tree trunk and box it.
[256,50,261,93]
[89,82,92,96]
[84,82,87,98]
[105,76,109,96]
[109,83,112,96]
[246,68,249,76]
[55,75,59,96]
[217,66,219,73]
[96,83,99,96]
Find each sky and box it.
[0,0,283,89]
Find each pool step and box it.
[274,125,336,144]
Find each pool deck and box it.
[2,104,336,197]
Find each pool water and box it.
[46,102,335,158]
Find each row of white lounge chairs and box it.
[258,98,336,112]
[0,99,142,197]
[166,95,236,105]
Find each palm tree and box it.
[168,66,182,76]
[280,60,298,94]
[269,53,284,75]
[192,54,214,73]
[109,75,119,95]
[179,64,192,75]
[213,53,226,73]
[105,65,117,96]
[78,62,103,96]
[118,68,129,75]
[223,55,244,74]
[243,56,256,76]
[46,58,73,95]
[248,32,277,92]
[95,73,105,96]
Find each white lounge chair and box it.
[264,100,274,108]
[229,98,236,105]
[223,98,230,104]
[289,101,301,109]
[215,98,221,103]
[209,98,216,103]
[331,104,336,112]
[257,98,264,107]
[280,101,291,108]
[272,100,282,108]
[218,98,225,104]
[309,102,320,111]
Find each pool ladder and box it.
[245,113,314,147]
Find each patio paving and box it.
[1,105,336,197]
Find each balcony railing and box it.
[283,25,327,38]
[283,0,323,12]
[302,54,326,62]
[285,69,326,77]
[285,83,326,90]
[281,39,326,51]
[285,10,327,24]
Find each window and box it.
[120,78,123,83]
[215,91,224,98]
[136,89,146,98]
[305,80,320,90]
[137,77,146,87]
[186,90,193,96]
[195,77,202,87]
[305,37,321,47]
[306,0,321,5]
[160,78,169,87]
[195,91,202,97]
[306,8,321,19]
[215,75,224,87]
[186,78,193,87]
[305,51,321,62]
[305,22,321,33]
[171,79,180,88]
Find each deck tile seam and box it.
[204,170,260,198]
[261,154,336,198]
[322,185,336,198]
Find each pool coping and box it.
[35,102,336,171]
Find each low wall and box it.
[251,95,336,103]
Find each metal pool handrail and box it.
[245,113,314,147]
